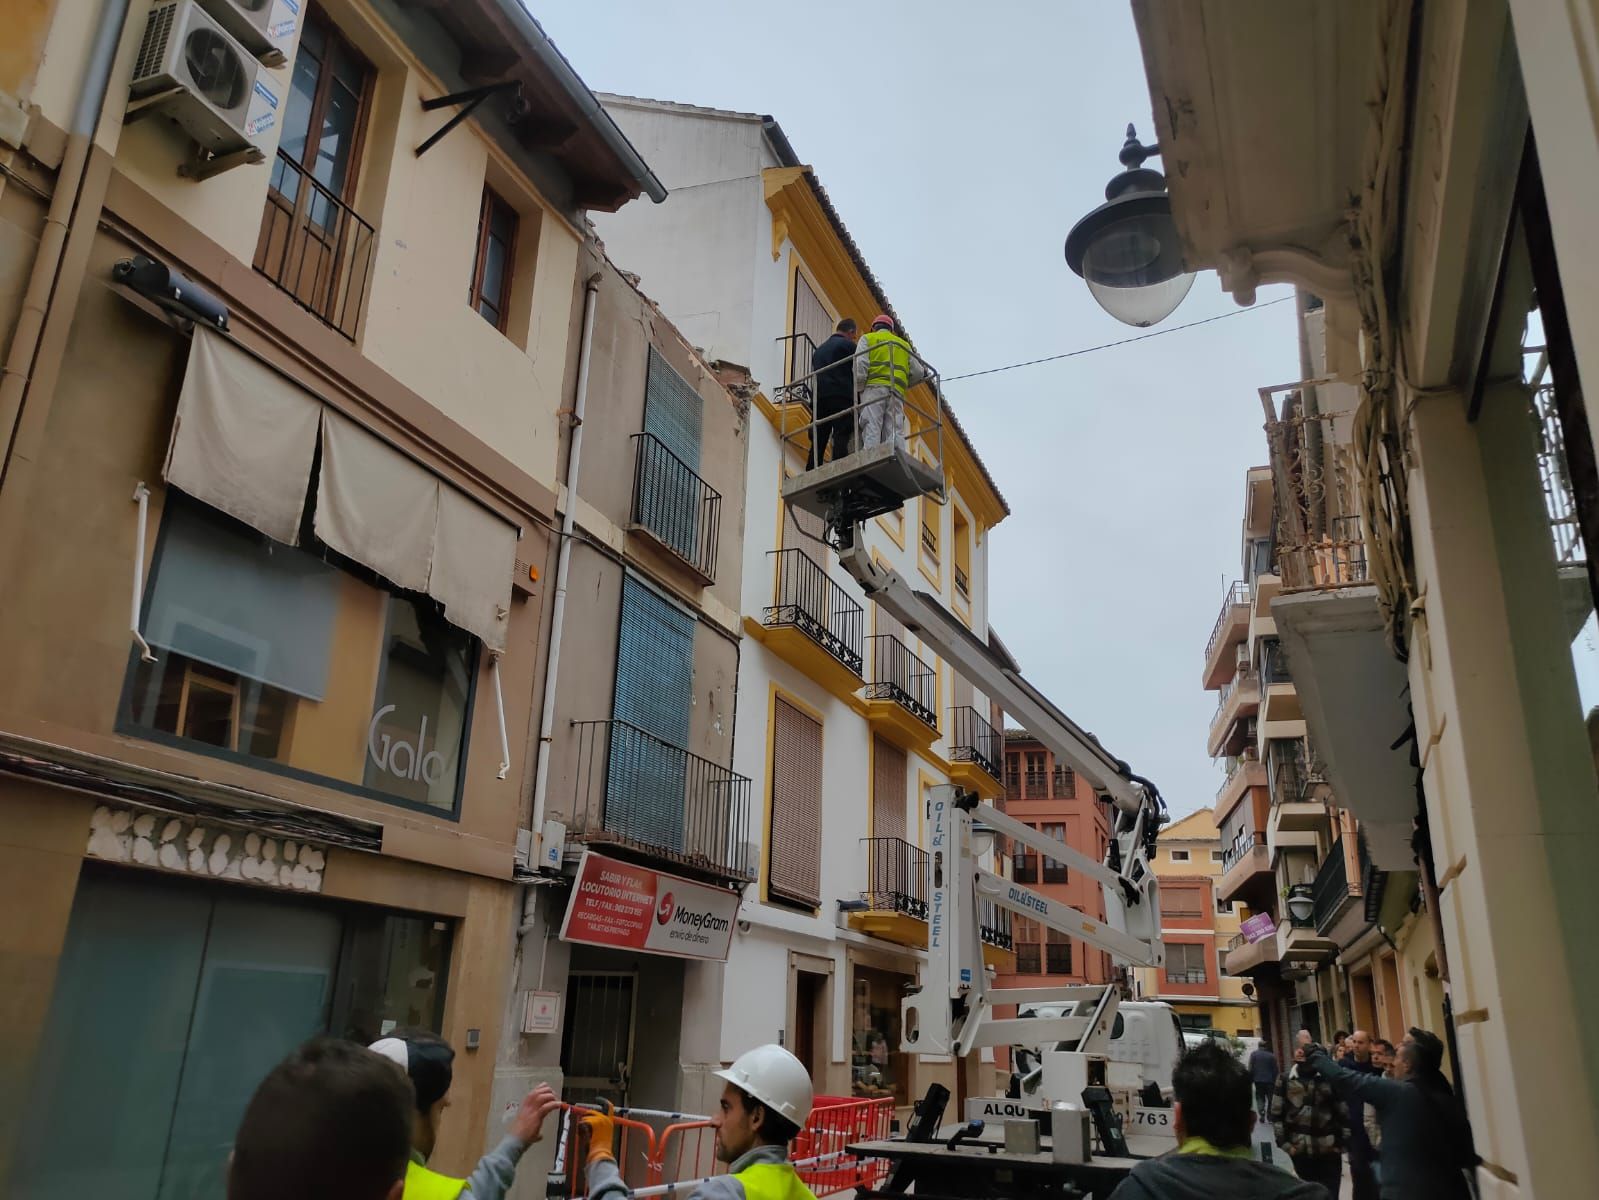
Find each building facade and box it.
[1135,1,1599,1192]
[588,95,1018,1113]
[1131,808,1254,1039]
[0,0,662,1191]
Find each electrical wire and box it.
[941,295,1294,382]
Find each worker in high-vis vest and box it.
[853,313,931,452]
[370,1031,561,1200]
[582,1043,817,1200]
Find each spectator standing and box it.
[1368,1039,1396,1184]
[1302,1029,1479,1200]
[1341,1030,1383,1200]
[1249,1042,1280,1117]
[1271,1046,1347,1195]
[1107,1041,1329,1200]
[807,318,859,468]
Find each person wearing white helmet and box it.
[582,1043,816,1200]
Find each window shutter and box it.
[871,737,907,842]
[609,574,695,852]
[769,697,822,907]
[644,347,703,470]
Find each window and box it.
[872,737,907,841]
[1162,886,1205,919]
[1015,943,1042,974]
[920,500,940,565]
[126,499,476,815]
[1170,849,1191,862]
[953,508,972,604]
[1041,822,1068,883]
[1005,752,1022,796]
[1216,899,1235,914]
[255,7,375,336]
[470,187,518,330]
[1025,751,1047,797]
[1045,927,1072,975]
[853,967,914,1105]
[790,268,834,385]
[1211,850,1224,863]
[1013,829,1038,884]
[1052,764,1076,797]
[1164,943,1208,985]
[769,696,823,908]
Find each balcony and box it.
[566,720,753,884]
[1258,642,1304,736]
[1279,892,1338,970]
[1202,580,1251,689]
[629,433,722,584]
[1206,670,1260,758]
[751,549,864,702]
[1216,832,1272,905]
[863,635,938,750]
[1214,756,1266,823]
[954,563,971,604]
[761,332,819,452]
[1311,833,1364,940]
[847,837,1012,966]
[949,706,1004,796]
[255,150,376,340]
[1268,751,1326,850]
[1221,927,1281,976]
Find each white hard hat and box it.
[714,1043,814,1127]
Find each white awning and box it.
[164,329,516,651]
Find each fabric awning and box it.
[164,329,517,651]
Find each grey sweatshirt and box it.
[587,1142,800,1200]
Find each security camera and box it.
[113,255,229,330]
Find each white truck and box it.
[777,365,1186,1194]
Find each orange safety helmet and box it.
[870,313,896,331]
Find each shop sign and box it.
[560,851,738,962]
[1240,912,1276,944]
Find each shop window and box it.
[125,499,475,816]
[469,186,519,331]
[853,966,912,1105]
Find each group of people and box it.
[805,313,932,467]
[227,1033,820,1200]
[1229,1026,1479,1199]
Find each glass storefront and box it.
[852,965,913,1105]
[123,498,476,815]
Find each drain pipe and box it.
[0,0,129,482]
[526,270,602,894]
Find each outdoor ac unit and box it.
[130,0,281,157]
[195,0,297,67]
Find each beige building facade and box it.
[1133,1,1599,1193]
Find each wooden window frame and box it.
[470,185,519,333]
[274,7,374,208]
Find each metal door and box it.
[561,971,638,1107]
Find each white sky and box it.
[533,1,1303,817]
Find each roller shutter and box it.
[769,697,822,907]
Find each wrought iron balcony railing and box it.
[1270,744,1309,807]
[1221,831,1262,872]
[765,548,864,675]
[630,433,722,582]
[255,149,376,340]
[950,705,1002,780]
[979,898,1014,950]
[1024,770,1049,796]
[1265,406,1372,590]
[568,719,753,881]
[954,563,971,600]
[862,836,928,919]
[1204,579,1251,666]
[1165,968,1209,985]
[865,635,937,728]
[778,330,820,406]
[1311,834,1362,934]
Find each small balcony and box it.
[1214,755,1266,823]
[1216,832,1272,905]
[1311,833,1364,938]
[848,837,1012,966]
[863,635,938,750]
[753,548,864,702]
[1202,580,1251,689]
[567,719,753,884]
[1221,927,1281,976]
[949,705,1004,796]
[1259,641,1303,729]
[629,433,722,584]
[954,562,971,604]
[1279,889,1338,969]
[1206,670,1260,758]
[254,149,376,340]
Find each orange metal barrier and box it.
[550,1095,892,1198]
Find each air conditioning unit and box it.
[130,0,281,157]
[195,0,297,68]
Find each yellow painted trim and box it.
[917,497,942,590]
[847,909,927,948]
[876,509,906,550]
[762,682,827,912]
[763,166,1006,528]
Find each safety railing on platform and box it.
[549,1097,893,1198]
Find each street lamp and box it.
[1065,125,1194,327]
[1285,884,1315,928]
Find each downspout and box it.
[525,270,601,908]
[0,0,129,484]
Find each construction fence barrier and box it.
[547,1096,894,1198]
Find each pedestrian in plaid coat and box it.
[1272,1046,1348,1196]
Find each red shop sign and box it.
[559,850,739,962]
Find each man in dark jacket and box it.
[808,318,858,468]
[1108,1041,1329,1200]
[1271,1046,1347,1194]
[1300,1029,1479,1200]
[1249,1043,1280,1117]
[1340,1030,1382,1200]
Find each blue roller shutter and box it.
[639,348,704,563]
[608,572,694,853]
